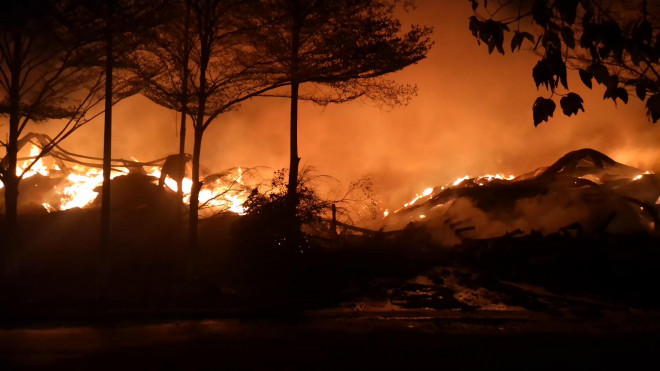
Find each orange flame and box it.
[13,145,250,216]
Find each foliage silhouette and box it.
[56,0,174,249]
[0,1,111,270]
[469,0,660,125]
[247,0,433,218]
[134,0,292,250]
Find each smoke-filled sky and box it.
[26,0,660,209]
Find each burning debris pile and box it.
[1,134,253,217]
[383,149,660,246]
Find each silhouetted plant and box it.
[247,0,433,217]
[0,1,110,267]
[242,167,378,243]
[469,0,660,125]
[133,0,292,250]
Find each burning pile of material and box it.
[383,149,660,246]
[2,143,252,217]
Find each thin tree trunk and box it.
[188,128,203,250]
[3,32,23,273]
[287,8,301,214]
[177,0,191,201]
[287,80,300,209]
[177,115,187,199]
[100,0,114,250]
[188,12,209,252]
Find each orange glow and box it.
[389,173,516,216]
[15,145,250,216]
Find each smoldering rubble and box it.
[382,149,660,246]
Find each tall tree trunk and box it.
[287,81,299,209]
[189,13,209,252]
[287,8,301,215]
[188,127,203,250]
[101,0,114,249]
[177,0,191,201]
[3,32,23,273]
[177,115,187,200]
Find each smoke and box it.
[15,0,660,217]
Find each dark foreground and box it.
[2,313,660,370]
[1,209,660,369]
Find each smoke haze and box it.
[18,0,660,212]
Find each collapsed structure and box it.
[383,149,660,246]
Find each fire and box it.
[633,171,654,181]
[402,187,434,208]
[12,145,251,216]
[19,145,49,178]
[388,173,516,217]
[453,176,470,186]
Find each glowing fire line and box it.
[386,173,516,217]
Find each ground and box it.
[1,209,659,369]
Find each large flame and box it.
[13,145,250,215]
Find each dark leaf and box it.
[598,46,611,59]
[469,16,480,38]
[636,81,646,101]
[605,75,619,90]
[470,0,478,11]
[495,41,504,55]
[578,68,592,89]
[510,31,533,53]
[531,0,551,27]
[634,19,653,41]
[472,18,508,55]
[556,0,578,25]
[511,31,523,52]
[560,27,575,49]
[560,92,584,116]
[543,31,561,50]
[630,48,644,66]
[588,45,599,60]
[488,40,495,54]
[616,87,628,103]
[558,63,568,89]
[533,97,556,126]
[532,59,553,89]
[646,94,660,123]
[603,86,628,104]
[547,49,568,89]
[591,64,609,85]
[580,25,594,49]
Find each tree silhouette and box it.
[132,0,193,200]
[136,0,291,250]
[0,1,106,268]
[469,0,660,125]
[57,0,173,249]
[248,0,432,219]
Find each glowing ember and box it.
[42,203,56,213]
[634,171,654,181]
